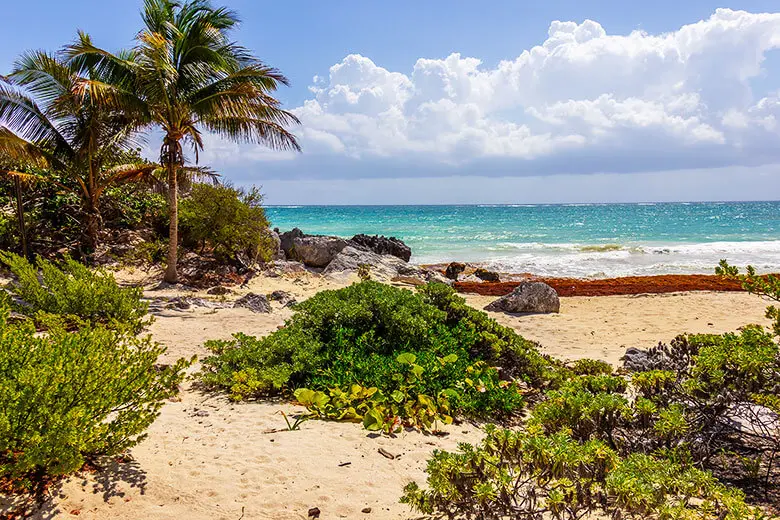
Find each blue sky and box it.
[4,1,780,204]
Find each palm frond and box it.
[0,83,74,157]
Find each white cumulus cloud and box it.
[272,8,780,177]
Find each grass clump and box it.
[0,298,190,493]
[0,251,149,332]
[200,281,555,429]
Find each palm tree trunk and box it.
[164,159,179,283]
[13,176,28,259]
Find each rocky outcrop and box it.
[474,268,501,282]
[289,236,348,267]
[348,234,412,262]
[324,246,449,285]
[279,228,304,258]
[266,229,285,261]
[484,281,559,314]
[233,293,271,313]
[445,262,466,280]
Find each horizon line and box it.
[265,199,780,207]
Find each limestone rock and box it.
[233,293,271,313]
[279,228,305,258]
[484,282,559,314]
[324,246,450,285]
[290,236,348,267]
[349,234,412,262]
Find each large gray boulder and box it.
[289,236,348,267]
[279,228,304,258]
[484,282,560,314]
[348,234,412,262]
[324,246,449,284]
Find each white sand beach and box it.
[15,269,769,520]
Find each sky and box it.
[3,0,780,204]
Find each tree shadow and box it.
[0,456,147,520]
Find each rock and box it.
[268,290,297,306]
[206,286,233,296]
[307,507,321,519]
[233,293,271,313]
[290,236,348,267]
[361,507,372,514]
[266,260,308,277]
[725,404,780,437]
[484,282,559,314]
[324,247,401,280]
[266,229,285,261]
[279,228,305,257]
[622,347,652,372]
[474,268,501,282]
[445,262,466,280]
[324,246,450,285]
[349,234,412,262]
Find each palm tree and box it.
[0,52,148,251]
[67,0,301,283]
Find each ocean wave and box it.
[413,240,780,278]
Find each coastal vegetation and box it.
[200,281,555,431]
[1,0,299,278]
[0,252,149,332]
[0,258,190,497]
[0,0,777,518]
[401,264,780,519]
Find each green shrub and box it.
[0,252,149,332]
[101,185,168,235]
[200,281,553,424]
[179,183,275,264]
[401,426,765,520]
[0,301,190,491]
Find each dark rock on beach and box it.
[445,262,466,280]
[484,281,559,314]
[279,228,305,258]
[349,234,412,262]
[269,290,297,307]
[622,347,653,372]
[474,268,501,282]
[233,293,272,313]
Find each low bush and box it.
[0,300,190,492]
[0,251,149,332]
[403,262,780,518]
[401,425,762,520]
[179,183,276,265]
[200,281,555,428]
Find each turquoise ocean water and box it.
[265,202,780,278]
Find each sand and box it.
[4,269,772,520]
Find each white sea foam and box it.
[414,240,780,278]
